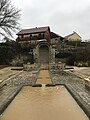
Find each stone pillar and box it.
[85,78,90,91]
[33,48,37,63]
[50,46,55,63]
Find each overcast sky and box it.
[11,0,90,40]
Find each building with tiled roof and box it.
[16,26,64,64]
[65,31,82,42]
[17,26,50,35]
[16,26,63,44]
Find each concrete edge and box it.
[0,86,23,115]
[55,84,90,119]
[65,70,83,79]
[32,84,42,87]
[46,84,56,87]
[0,71,23,88]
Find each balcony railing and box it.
[16,37,48,45]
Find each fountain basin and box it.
[0,86,89,120]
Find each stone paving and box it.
[0,70,38,115]
[0,67,21,83]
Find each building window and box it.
[21,35,23,38]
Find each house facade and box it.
[16,26,63,64]
[65,31,82,42]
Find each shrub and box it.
[74,61,89,67]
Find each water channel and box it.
[36,70,51,84]
[0,70,89,120]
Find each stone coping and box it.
[55,84,90,119]
[84,78,90,91]
[0,86,22,115]
[0,71,22,88]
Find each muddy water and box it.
[36,70,51,84]
[0,86,89,120]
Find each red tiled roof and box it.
[17,26,50,35]
[50,32,64,39]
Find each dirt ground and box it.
[66,66,90,80]
[0,67,22,83]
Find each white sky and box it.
[11,0,90,40]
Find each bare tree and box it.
[0,0,20,38]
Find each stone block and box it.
[85,78,90,91]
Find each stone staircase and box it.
[40,64,49,70]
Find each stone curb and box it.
[0,71,22,88]
[55,84,90,119]
[0,86,22,115]
[32,84,42,87]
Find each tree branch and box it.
[0,0,21,38]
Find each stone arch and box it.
[37,42,50,64]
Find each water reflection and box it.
[1,86,89,120]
